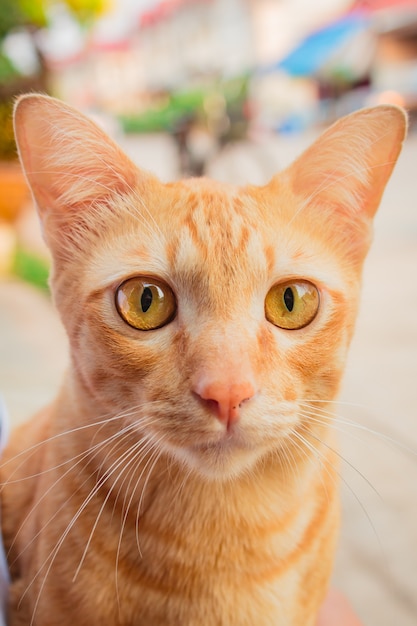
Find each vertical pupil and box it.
[283,287,294,312]
[141,287,153,313]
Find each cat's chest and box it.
[83,471,325,626]
[111,469,315,586]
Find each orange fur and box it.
[0,95,406,625]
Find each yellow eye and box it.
[115,277,176,331]
[265,281,319,330]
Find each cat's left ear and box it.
[13,94,149,263]
[282,105,407,220]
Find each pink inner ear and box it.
[14,94,139,218]
[283,105,406,220]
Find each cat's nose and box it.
[193,379,256,428]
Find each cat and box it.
[0,94,406,626]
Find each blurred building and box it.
[48,0,254,112]
[40,0,417,132]
[47,0,349,114]
[362,0,417,111]
[138,0,253,91]
[253,0,417,130]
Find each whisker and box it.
[291,427,385,560]
[134,443,165,556]
[10,421,141,573]
[276,437,303,484]
[298,415,383,500]
[290,430,334,503]
[307,429,387,563]
[6,414,152,558]
[300,401,417,460]
[0,403,153,486]
[169,462,193,508]
[115,440,164,607]
[73,433,158,583]
[13,405,166,621]
[24,430,157,624]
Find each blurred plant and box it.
[13,245,50,292]
[65,0,109,24]
[0,0,108,160]
[0,101,17,160]
[0,0,108,34]
[120,76,250,140]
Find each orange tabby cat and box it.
[0,95,406,626]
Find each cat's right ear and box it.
[271,105,407,266]
[13,94,142,246]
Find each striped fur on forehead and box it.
[170,180,260,249]
[163,182,271,310]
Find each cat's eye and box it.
[265,281,319,330]
[115,277,177,331]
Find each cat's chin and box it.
[171,438,266,482]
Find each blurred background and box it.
[0,0,416,624]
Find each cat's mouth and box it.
[179,431,264,480]
[192,437,248,454]
[190,425,254,452]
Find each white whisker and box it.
[290,427,384,557]
[0,404,151,486]
[300,401,417,459]
[73,433,158,583]
[115,439,164,608]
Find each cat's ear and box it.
[282,105,407,220]
[13,93,141,252]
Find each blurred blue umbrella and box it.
[267,11,372,80]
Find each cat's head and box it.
[14,95,406,480]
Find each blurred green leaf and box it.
[17,0,47,27]
[120,77,249,136]
[0,0,108,39]
[13,246,50,292]
[0,0,25,39]
[0,53,20,83]
[63,0,109,24]
[0,99,17,159]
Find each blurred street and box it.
[0,129,416,625]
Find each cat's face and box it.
[14,96,406,480]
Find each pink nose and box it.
[194,379,256,428]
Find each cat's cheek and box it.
[68,316,169,412]
[283,327,349,402]
[70,347,147,413]
[281,286,352,371]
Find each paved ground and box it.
[1,128,416,625]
